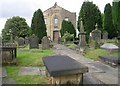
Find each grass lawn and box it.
[84,49,120,61]
[3,46,55,84]
[17,49,55,66]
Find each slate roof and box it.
[42,55,88,77]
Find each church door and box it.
[53,31,59,41]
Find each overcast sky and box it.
[0,0,113,34]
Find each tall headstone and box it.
[42,36,50,49]
[102,31,108,39]
[79,18,86,48]
[91,23,101,41]
[29,34,39,49]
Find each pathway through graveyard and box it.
[53,44,119,85]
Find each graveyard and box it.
[1,34,120,85]
[1,0,120,85]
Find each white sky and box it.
[0,0,113,35]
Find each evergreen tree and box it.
[31,9,47,43]
[112,1,120,36]
[104,3,117,38]
[2,16,30,41]
[60,20,76,37]
[77,1,102,42]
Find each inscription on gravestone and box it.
[29,35,39,49]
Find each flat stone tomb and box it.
[99,56,120,65]
[42,55,88,84]
[0,46,17,65]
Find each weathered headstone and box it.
[42,36,50,49]
[15,37,25,46]
[29,35,39,49]
[24,37,29,45]
[79,18,86,48]
[102,31,108,39]
[91,24,101,41]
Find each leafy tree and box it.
[112,1,120,36]
[104,3,117,38]
[2,16,30,41]
[77,1,102,42]
[60,20,76,38]
[31,9,47,43]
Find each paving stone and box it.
[2,77,16,84]
[0,68,7,78]
[39,67,46,75]
[18,67,40,75]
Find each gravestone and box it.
[24,37,29,45]
[29,35,39,49]
[102,31,108,39]
[91,24,101,41]
[42,36,50,49]
[79,18,86,48]
[15,37,25,46]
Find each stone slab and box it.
[0,68,7,78]
[18,67,40,75]
[18,67,46,76]
[2,77,16,84]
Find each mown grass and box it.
[3,46,55,84]
[17,49,55,66]
[84,49,119,61]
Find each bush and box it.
[61,31,74,42]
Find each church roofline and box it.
[43,2,76,14]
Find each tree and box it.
[77,1,102,42]
[31,9,47,43]
[104,3,117,38]
[60,20,76,38]
[112,1,120,36]
[2,16,30,41]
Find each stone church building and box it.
[43,3,76,41]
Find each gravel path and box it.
[52,44,119,85]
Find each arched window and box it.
[54,16,58,24]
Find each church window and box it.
[54,16,58,24]
[65,17,69,21]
